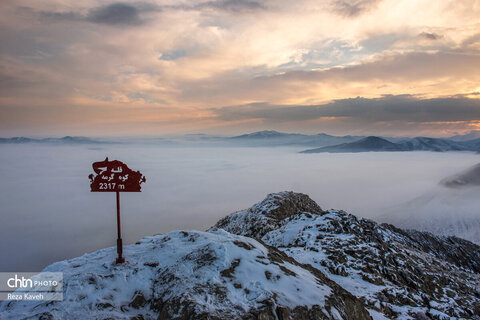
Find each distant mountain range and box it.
[0,136,109,144]
[0,131,364,148]
[301,136,403,153]
[2,130,480,152]
[229,130,363,147]
[448,130,480,141]
[301,135,480,153]
[229,130,480,152]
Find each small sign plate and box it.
[89,157,146,192]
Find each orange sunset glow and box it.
[1,0,480,136]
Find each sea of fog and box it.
[0,143,479,271]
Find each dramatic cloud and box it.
[176,49,480,109]
[332,0,381,17]
[0,0,479,136]
[274,50,480,83]
[418,32,442,41]
[37,2,160,26]
[87,3,144,25]
[198,0,266,12]
[210,95,480,136]
[214,95,480,123]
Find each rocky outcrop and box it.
[1,229,371,320]
[389,224,480,273]
[4,191,480,319]
[213,192,480,319]
[213,191,324,239]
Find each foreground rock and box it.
[0,229,370,320]
[212,191,480,319]
[4,191,479,320]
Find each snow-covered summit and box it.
[1,229,370,320]
[3,191,480,320]
[212,192,480,319]
[213,191,324,239]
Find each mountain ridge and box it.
[301,136,480,153]
[212,192,480,319]
[2,192,480,319]
[300,136,404,153]
[3,132,480,152]
[0,229,371,320]
[0,136,111,144]
[228,130,363,147]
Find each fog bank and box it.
[0,143,478,271]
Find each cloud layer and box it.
[215,96,480,123]
[1,0,479,136]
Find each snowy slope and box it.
[3,191,479,320]
[0,229,370,320]
[212,192,480,319]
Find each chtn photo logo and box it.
[0,272,63,301]
[7,274,59,289]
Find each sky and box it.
[1,0,480,137]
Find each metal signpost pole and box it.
[89,157,146,265]
[116,191,124,264]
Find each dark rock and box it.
[129,291,147,309]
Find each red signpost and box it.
[89,158,146,264]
